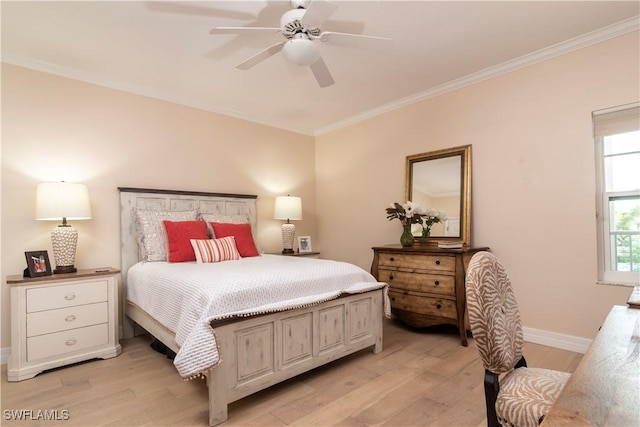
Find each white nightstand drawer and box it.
[27,280,108,313]
[27,323,109,361]
[27,302,108,337]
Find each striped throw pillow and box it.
[190,237,242,263]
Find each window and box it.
[593,104,639,285]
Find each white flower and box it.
[403,201,421,216]
[425,208,446,221]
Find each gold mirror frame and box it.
[405,145,472,246]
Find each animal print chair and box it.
[465,251,570,427]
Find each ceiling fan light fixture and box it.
[282,38,320,66]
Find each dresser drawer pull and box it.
[388,274,394,281]
[65,315,76,322]
[435,260,441,265]
[64,293,76,301]
[435,301,443,309]
[389,257,395,262]
[391,296,396,302]
[434,280,440,286]
[65,338,77,346]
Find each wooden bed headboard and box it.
[118,187,258,290]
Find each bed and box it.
[119,187,388,426]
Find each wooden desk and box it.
[542,305,640,426]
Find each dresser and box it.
[7,268,122,381]
[371,245,489,346]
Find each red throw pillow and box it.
[163,220,209,262]
[210,222,260,257]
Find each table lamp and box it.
[274,195,302,254]
[36,182,92,274]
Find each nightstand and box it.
[268,251,321,259]
[7,268,122,381]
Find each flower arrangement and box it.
[420,208,447,237]
[386,202,448,237]
[386,202,423,247]
[385,202,424,226]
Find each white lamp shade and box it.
[36,182,92,221]
[274,196,302,221]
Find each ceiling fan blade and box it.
[318,31,393,50]
[146,2,256,21]
[235,42,285,70]
[210,27,282,35]
[300,0,338,29]
[309,57,335,88]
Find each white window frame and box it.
[593,103,640,286]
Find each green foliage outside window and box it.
[613,204,640,272]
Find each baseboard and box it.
[0,328,593,366]
[523,326,592,354]
[1,346,10,365]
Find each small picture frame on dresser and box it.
[298,236,312,253]
[24,250,52,278]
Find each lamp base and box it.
[51,225,79,275]
[54,265,77,274]
[281,222,296,254]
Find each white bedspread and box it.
[127,254,389,379]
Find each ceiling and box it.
[2,1,638,136]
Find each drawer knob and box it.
[435,301,443,309]
[391,296,396,302]
[435,260,441,265]
[434,280,440,286]
[65,315,76,322]
[64,293,76,301]
[388,274,394,281]
[65,338,77,346]
[389,257,395,262]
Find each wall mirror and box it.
[405,145,471,246]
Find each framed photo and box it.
[24,250,52,277]
[298,236,312,253]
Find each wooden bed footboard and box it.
[126,289,384,426]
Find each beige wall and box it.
[316,32,639,340]
[1,31,638,352]
[1,64,316,349]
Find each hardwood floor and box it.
[1,319,582,427]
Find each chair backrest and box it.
[466,251,524,374]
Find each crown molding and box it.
[315,16,639,136]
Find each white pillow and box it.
[134,209,199,261]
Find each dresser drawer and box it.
[27,302,108,337]
[379,268,455,296]
[378,252,455,273]
[27,323,109,361]
[388,290,457,320]
[27,281,108,313]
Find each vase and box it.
[400,224,414,247]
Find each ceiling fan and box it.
[209,0,392,88]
